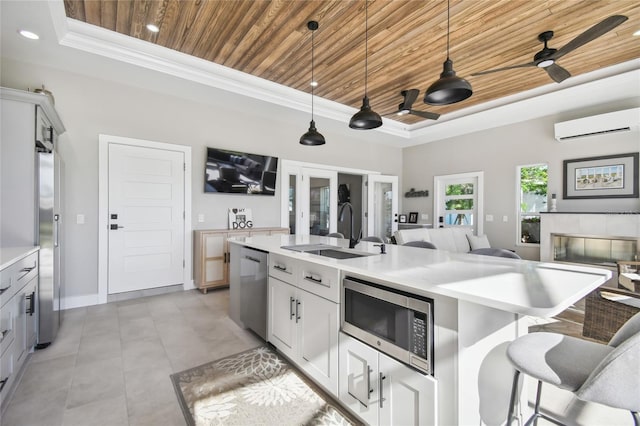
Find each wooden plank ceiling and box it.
[64,0,640,124]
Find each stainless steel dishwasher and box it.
[239,246,268,340]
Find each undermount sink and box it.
[281,244,375,259]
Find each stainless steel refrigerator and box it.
[35,116,61,348]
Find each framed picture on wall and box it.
[563,152,639,199]
[399,214,407,223]
[408,212,419,223]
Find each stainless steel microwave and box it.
[341,276,434,375]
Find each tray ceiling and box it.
[63,0,640,125]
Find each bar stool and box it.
[506,311,640,425]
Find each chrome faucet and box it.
[338,202,359,249]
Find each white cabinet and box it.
[267,257,340,396]
[339,332,438,426]
[268,277,297,359]
[0,248,39,411]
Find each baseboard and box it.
[61,294,99,310]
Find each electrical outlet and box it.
[76,214,85,225]
[503,215,509,222]
[198,214,205,223]
[486,214,494,222]
[421,213,429,221]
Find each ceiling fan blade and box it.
[403,89,420,109]
[471,62,536,76]
[553,15,628,61]
[545,63,571,83]
[410,110,440,120]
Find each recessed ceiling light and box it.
[310,81,318,87]
[18,30,39,40]
[146,24,160,33]
[633,29,640,36]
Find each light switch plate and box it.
[198,214,205,223]
[486,215,494,222]
[503,215,509,222]
[421,213,429,220]
[76,214,85,225]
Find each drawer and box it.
[269,253,298,285]
[0,252,38,308]
[0,340,15,404]
[297,260,341,303]
[0,299,15,356]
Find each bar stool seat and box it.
[506,311,640,426]
[508,333,613,391]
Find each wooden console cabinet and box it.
[193,227,288,293]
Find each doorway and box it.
[98,135,192,304]
[434,171,484,235]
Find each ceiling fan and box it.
[471,15,628,83]
[391,89,440,120]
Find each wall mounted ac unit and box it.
[554,107,640,141]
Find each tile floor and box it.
[1,290,634,426]
[1,288,261,426]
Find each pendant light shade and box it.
[300,21,325,146]
[424,0,472,106]
[300,120,325,146]
[349,95,382,129]
[349,1,382,130]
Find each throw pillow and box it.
[467,234,491,250]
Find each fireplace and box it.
[552,234,638,267]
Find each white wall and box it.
[402,100,640,260]
[0,57,403,304]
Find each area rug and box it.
[170,346,358,426]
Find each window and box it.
[517,164,548,245]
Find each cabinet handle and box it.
[0,377,7,393]
[26,291,36,316]
[379,373,386,408]
[0,285,11,295]
[245,256,261,263]
[367,366,373,399]
[18,263,37,280]
[303,275,322,284]
[290,297,295,320]
[273,264,287,272]
[295,299,301,323]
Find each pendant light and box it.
[349,0,382,130]
[424,0,472,105]
[300,20,325,146]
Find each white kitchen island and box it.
[228,234,611,426]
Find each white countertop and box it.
[229,234,611,317]
[0,246,39,270]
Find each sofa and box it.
[393,227,491,253]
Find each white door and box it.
[379,352,438,426]
[339,333,379,425]
[366,174,398,242]
[108,144,185,294]
[434,172,484,235]
[297,290,339,395]
[268,277,297,359]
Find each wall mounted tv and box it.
[205,147,278,195]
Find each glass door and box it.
[303,168,337,236]
[366,174,398,242]
[434,172,484,235]
[280,163,337,236]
